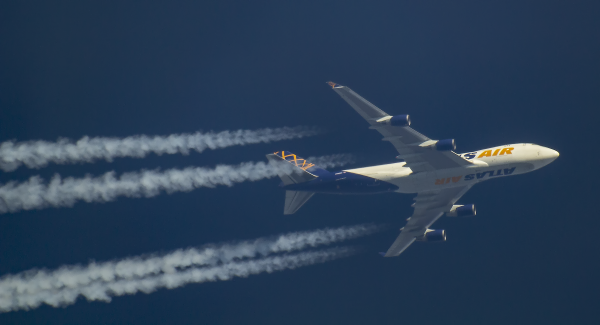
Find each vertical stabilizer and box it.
[265,151,329,185]
[266,151,328,214]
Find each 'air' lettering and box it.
[499,147,514,155]
[478,150,492,158]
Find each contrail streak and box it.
[0,154,353,214]
[0,126,320,172]
[0,224,380,298]
[0,247,357,312]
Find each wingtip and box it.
[378,252,386,257]
[326,81,343,89]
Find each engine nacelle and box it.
[447,204,476,217]
[416,229,446,242]
[435,138,456,151]
[389,114,411,127]
[377,114,411,127]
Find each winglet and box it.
[326,81,343,89]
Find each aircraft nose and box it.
[534,147,559,169]
[544,147,559,161]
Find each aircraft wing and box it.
[383,185,473,257]
[328,82,473,172]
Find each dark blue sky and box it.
[1,1,599,324]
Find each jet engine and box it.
[389,114,411,127]
[447,204,476,217]
[377,114,411,127]
[435,139,456,151]
[416,229,446,242]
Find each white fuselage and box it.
[345,143,559,193]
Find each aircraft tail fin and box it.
[266,151,329,214]
[265,151,329,185]
[284,190,315,215]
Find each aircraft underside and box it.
[283,161,531,195]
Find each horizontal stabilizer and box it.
[267,151,327,215]
[284,190,315,215]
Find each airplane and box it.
[266,82,559,257]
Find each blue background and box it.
[1,1,598,324]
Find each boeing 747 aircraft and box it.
[266,82,559,257]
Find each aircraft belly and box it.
[413,163,535,191]
[345,164,415,193]
[342,160,537,194]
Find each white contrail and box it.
[0,126,320,172]
[0,154,353,214]
[0,247,357,312]
[0,224,380,299]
